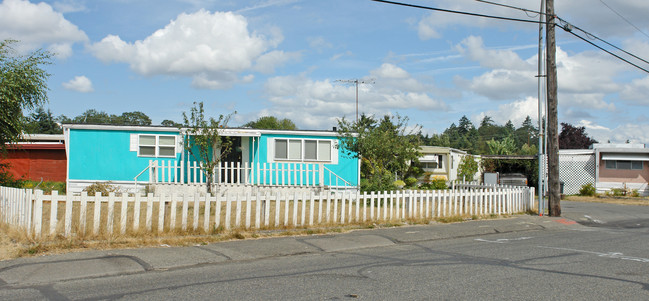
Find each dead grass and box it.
[565,195,649,206]
[0,197,521,261]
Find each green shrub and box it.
[420,177,448,190]
[430,177,448,190]
[83,182,122,196]
[360,171,395,192]
[578,183,596,196]
[404,177,418,188]
[393,180,406,189]
[607,188,626,197]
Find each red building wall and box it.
[2,144,66,182]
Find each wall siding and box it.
[68,129,181,182]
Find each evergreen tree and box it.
[27,106,61,134]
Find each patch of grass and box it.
[565,195,649,206]
[380,222,404,228]
[436,216,465,223]
[22,180,66,195]
[230,232,245,240]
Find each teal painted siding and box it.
[249,133,359,186]
[68,128,181,182]
[68,127,358,187]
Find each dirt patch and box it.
[565,195,649,206]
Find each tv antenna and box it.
[335,78,375,122]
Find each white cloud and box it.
[254,50,301,74]
[0,0,88,58]
[578,120,649,144]
[307,36,332,50]
[88,9,297,89]
[417,0,649,40]
[417,0,529,40]
[556,0,649,39]
[620,76,649,104]
[475,96,540,127]
[62,75,93,93]
[263,63,448,129]
[236,0,299,13]
[454,36,536,100]
[456,36,530,70]
[330,51,352,61]
[52,0,86,13]
[455,36,621,111]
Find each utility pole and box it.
[537,0,546,216]
[546,0,561,216]
[336,79,374,123]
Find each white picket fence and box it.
[0,184,534,237]
[145,160,355,189]
[0,186,33,229]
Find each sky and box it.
[2,0,649,144]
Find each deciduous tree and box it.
[243,116,297,130]
[337,114,421,191]
[181,101,233,194]
[559,123,597,149]
[0,39,52,152]
[458,155,479,182]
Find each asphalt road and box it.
[1,201,648,300]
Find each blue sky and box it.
[2,0,649,143]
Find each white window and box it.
[605,160,643,170]
[274,139,333,162]
[139,135,176,157]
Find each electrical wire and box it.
[474,0,543,18]
[465,0,649,72]
[370,0,649,73]
[556,17,649,67]
[369,0,545,25]
[599,0,649,40]
[562,28,649,74]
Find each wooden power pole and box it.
[546,0,561,216]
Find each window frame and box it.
[138,134,177,158]
[273,138,333,162]
[604,160,644,170]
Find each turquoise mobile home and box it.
[63,124,360,194]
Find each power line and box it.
[562,28,649,74]
[369,0,545,25]
[474,0,543,18]
[598,0,649,40]
[555,17,649,67]
[466,0,649,73]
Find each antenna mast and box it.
[335,79,375,123]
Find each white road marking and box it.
[538,246,649,263]
[475,237,533,243]
[584,215,605,224]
